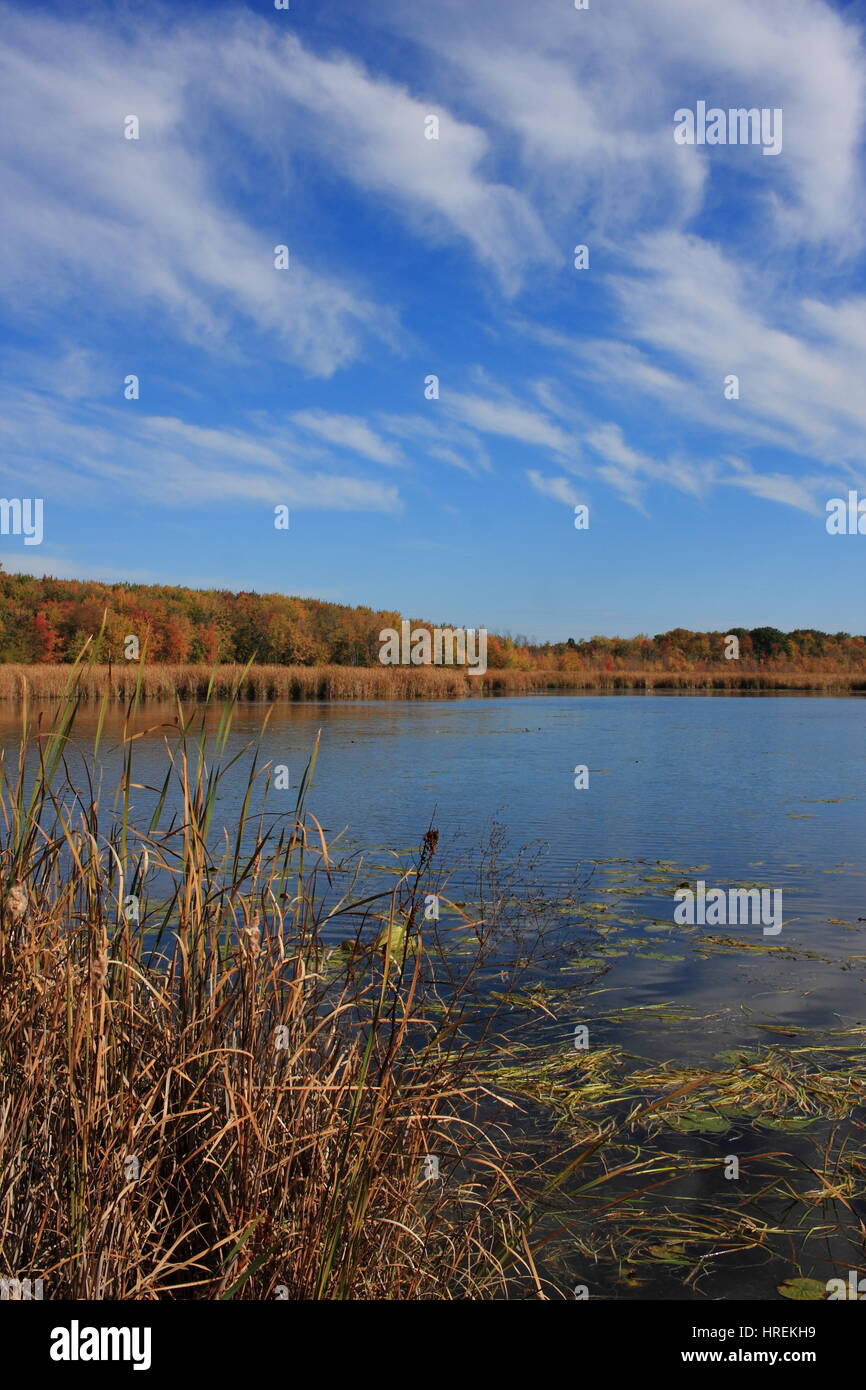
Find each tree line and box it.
[0,570,862,670]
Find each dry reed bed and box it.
[0,683,554,1299]
[0,663,864,703]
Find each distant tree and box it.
[749,627,790,661]
[31,610,61,663]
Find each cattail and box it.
[90,948,109,990]
[240,924,261,960]
[5,881,29,925]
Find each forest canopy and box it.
[0,570,862,670]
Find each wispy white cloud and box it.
[445,391,575,456]
[581,422,715,509]
[292,411,404,467]
[721,460,823,514]
[606,232,866,474]
[2,0,865,544]
[0,10,395,376]
[0,554,163,584]
[0,389,402,513]
[390,0,865,246]
[376,412,492,476]
[526,471,584,507]
[217,28,555,292]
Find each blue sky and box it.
[2,0,866,641]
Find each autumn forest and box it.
[0,569,863,674]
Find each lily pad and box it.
[777,1277,827,1301]
[667,1111,730,1134]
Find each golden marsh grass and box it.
[0,662,863,704]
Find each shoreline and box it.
[1,662,865,701]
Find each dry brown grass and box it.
[0,680,553,1299]
[0,662,863,703]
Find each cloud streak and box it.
[0,389,402,513]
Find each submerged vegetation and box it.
[487,1035,866,1297]
[0,657,863,1300]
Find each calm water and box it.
[304,692,865,1056]
[8,691,866,1047]
[7,692,865,1298]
